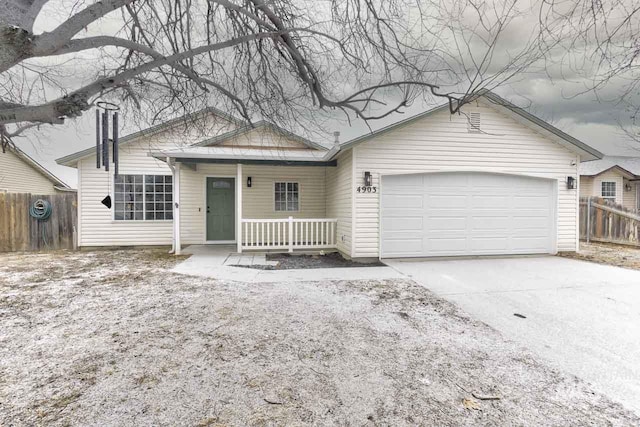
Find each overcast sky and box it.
[8,0,640,187]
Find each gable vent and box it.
[468,112,481,133]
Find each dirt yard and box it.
[1,250,638,426]
[561,242,640,271]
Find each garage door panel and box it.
[511,237,550,250]
[469,237,509,251]
[383,238,423,254]
[421,173,469,187]
[512,217,551,229]
[471,174,507,186]
[470,216,510,230]
[428,237,468,254]
[512,196,551,209]
[382,194,424,208]
[381,172,555,258]
[382,216,423,231]
[426,217,466,231]
[511,227,551,237]
[428,194,468,208]
[470,195,511,208]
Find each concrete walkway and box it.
[386,256,640,415]
[171,245,403,283]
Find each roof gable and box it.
[193,121,327,151]
[56,106,244,167]
[339,90,602,161]
[580,156,640,177]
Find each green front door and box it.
[206,177,235,241]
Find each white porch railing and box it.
[241,217,338,252]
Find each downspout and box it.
[167,157,176,254]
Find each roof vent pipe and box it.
[333,131,340,146]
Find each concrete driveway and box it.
[386,256,640,415]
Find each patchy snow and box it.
[0,249,637,426]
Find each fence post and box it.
[586,196,591,243]
[288,216,294,253]
[72,226,78,251]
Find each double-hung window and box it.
[601,181,616,200]
[274,182,299,211]
[114,174,173,220]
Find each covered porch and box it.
[153,146,340,255]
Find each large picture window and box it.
[274,182,299,211]
[114,174,173,221]
[601,181,616,200]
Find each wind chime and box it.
[95,101,120,209]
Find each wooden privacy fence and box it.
[0,192,77,252]
[580,197,640,247]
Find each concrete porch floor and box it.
[171,245,403,283]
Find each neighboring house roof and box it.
[6,145,72,191]
[339,90,603,161]
[192,121,328,151]
[56,106,245,167]
[580,156,640,177]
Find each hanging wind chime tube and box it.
[113,112,119,177]
[95,101,121,209]
[95,109,101,168]
[102,111,109,171]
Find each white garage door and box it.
[381,172,556,258]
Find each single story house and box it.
[56,91,602,259]
[1,144,72,194]
[580,156,640,211]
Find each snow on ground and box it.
[0,249,637,426]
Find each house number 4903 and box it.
[357,186,377,193]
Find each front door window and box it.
[206,177,235,241]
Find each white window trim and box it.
[600,180,617,200]
[273,181,300,212]
[113,173,174,222]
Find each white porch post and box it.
[237,163,243,253]
[174,162,182,255]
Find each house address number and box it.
[357,186,377,193]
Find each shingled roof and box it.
[580,156,640,177]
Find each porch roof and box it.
[150,146,338,166]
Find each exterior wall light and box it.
[567,176,576,189]
[364,171,372,187]
[247,176,252,188]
